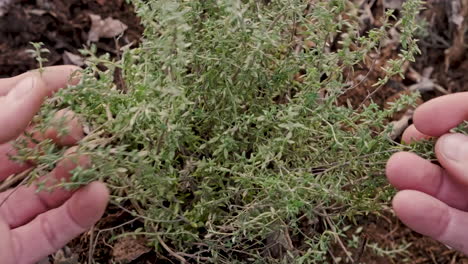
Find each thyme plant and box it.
[25,0,424,262]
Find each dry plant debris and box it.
[88,14,128,43]
[112,236,151,263]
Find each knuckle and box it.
[0,193,20,227]
[434,206,451,240]
[38,214,61,251]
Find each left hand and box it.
[0,66,109,264]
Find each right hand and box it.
[387,92,468,254]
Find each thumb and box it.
[0,76,48,144]
[436,133,468,185]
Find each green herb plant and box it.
[26,42,50,74]
[23,0,425,263]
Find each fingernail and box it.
[9,77,36,101]
[440,133,468,162]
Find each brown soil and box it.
[0,0,143,77]
[331,210,468,264]
[1,0,468,263]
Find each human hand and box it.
[0,66,109,264]
[386,93,468,254]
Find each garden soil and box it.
[1,0,468,263]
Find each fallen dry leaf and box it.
[265,227,295,259]
[445,0,468,71]
[409,78,449,95]
[25,9,48,16]
[451,0,465,28]
[359,2,375,27]
[62,51,85,66]
[53,247,79,264]
[0,0,13,17]
[383,0,405,10]
[409,78,437,93]
[389,109,413,140]
[408,67,449,95]
[88,13,128,43]
[112,236,151,263]
[382,26,401,48]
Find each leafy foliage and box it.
[27,0,424,262]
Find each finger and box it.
[393,190,468,255]
[0,149,91,228]
[0,65,82,144]
[11,182,108,264]
[435,133,468,186]
[38,109,84,147]
[413,92,468,137]
[0,65,81,96]
[386,152,468,210]
[401,124,431,144]
[0,109,84,181]
[0,76,49,143]
[0,143,30,182]
[0,218,14,264]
